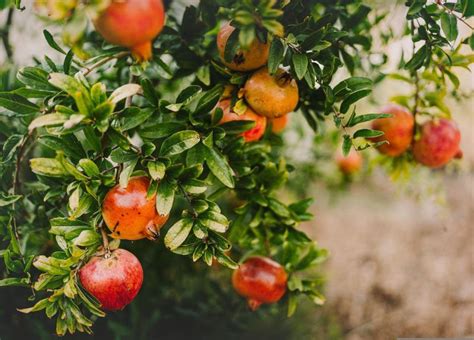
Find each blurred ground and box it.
[307,170,473,339]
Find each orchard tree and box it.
[0,0,472,336]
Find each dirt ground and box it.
[309,169,473,339]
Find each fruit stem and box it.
[100,223,111,258]
[247,299,262,311]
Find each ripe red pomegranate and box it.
[370,104,414,157]
[232,256,288,310]
[217,23,270,72]
[79,249,143,311]
[93,0,165,61]
[244,68,299,119]
[102,176,169,240]
[216,99,267,142]
[413,118,461,168]
[336,149,363,175]
[271,114,289,134]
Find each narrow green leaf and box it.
[268,38,285,74]
[204,146,235,188]
[43,30,66,54]
[353,128,384,139]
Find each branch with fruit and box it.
[0,0,472,335]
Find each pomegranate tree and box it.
[0,0,470,336]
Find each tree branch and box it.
[1,7,14,61]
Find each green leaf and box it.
[160,130,200,157]
[0,92,40,116]
[292,53,309,80]
[287,293,298,317]
[239,26,255,49]
[109,84,142,104]
[224,27,240,63]
[0,277,29,287]
[140,122,186,139]
[340,89,372,113]
[28,113,68,132]
[203,146,235,188]
[215,251,238,269]
[333,77,372,98]
[176,85,202,104]
[194,85,223,115]
[268,38,285,74]
[140,78,158,106]
[342,135,352,156]
[199,211,229,233]
[268,198,290,218]
[119,159,138,188]
[18,298,50,314]
[156,179,175,216]
[43,30,66,54]
[17,67,52,89]
[73,230,100,247]
[63,50,74,74]
[148,161,166,181]
[69,194,95,220]
[440,13,458,41]
[405,45,428,71]
[120,107,153,131]
[78,159,100,177]
[0,193,21,207]
[346,113,392,127]
[407,1,424,16]
[164,218,194,250]
[353,128,384,139]
[30,158,68,177]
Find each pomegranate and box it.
[216,99,267,143]
[271,114,289,134]
[93,0,165,61]
[370,104,414,157]
[217,23,270,72]
[79,249,143,311]
[413,118,461,168]
[232,256,288,310]
[102,176,169,240]
[244,68,299,119]
[336,149,363,175]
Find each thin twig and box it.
[12,133,33,195]
[1,8,14,60]
[10,132,33,267]
[437,0,474,30]
[82,51,130,76]
[125,72,138,108]
[178,184,198,218]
